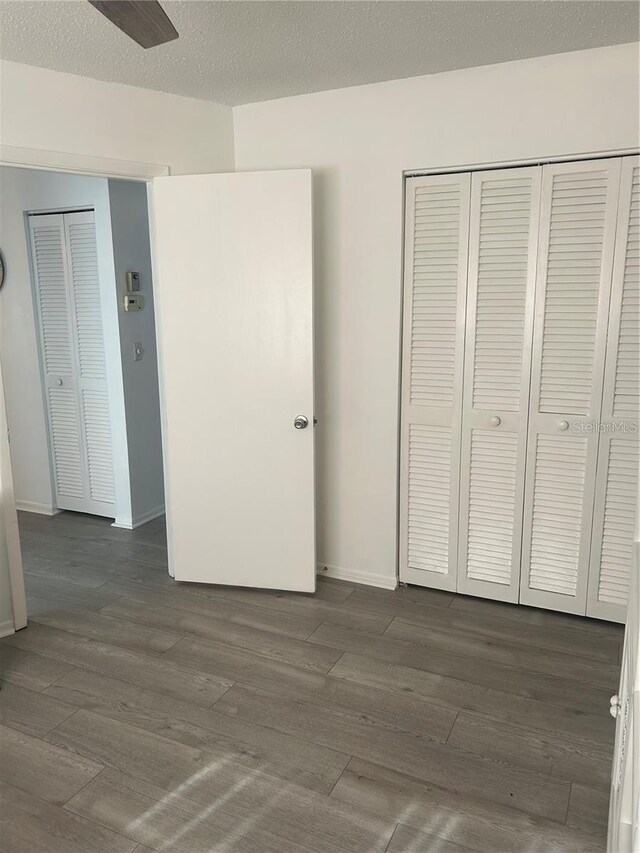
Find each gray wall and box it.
[108,179,164,523]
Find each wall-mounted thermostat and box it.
[126,271,141,292]
[123,294,144,312]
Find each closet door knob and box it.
[558,420,569,431]
[489,416,501,427]
[610,694,622,719]
[55,379,63,387]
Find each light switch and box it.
[123,294,144,312]
[134,342,143,362]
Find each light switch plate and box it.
[123,294,144,312]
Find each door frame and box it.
[0,146,169,630]
[398,146,639,593]
[0,361,27,633]
[0,145,169,181]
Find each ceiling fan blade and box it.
[88,0,178,48]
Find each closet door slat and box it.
[399,174,470,590]
[457,167,541,602]
[520,158,622,615]
[587,156,640,622]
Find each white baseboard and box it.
[0,619,15,639]
[15,500,61,516]
[317,562,398,590]
[112,505,165,530]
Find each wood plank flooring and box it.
[0,510,623,852]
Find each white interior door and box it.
[29,211,115,516]
[399,173,470,591]
[150,170,315,591]
[587,156,640,623]
[457,167,541,602]
[520,158,622,615]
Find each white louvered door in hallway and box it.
[400,155,639,623]
[28,210,116,517]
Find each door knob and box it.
[294,415,309,430]
[558,420,569,431]
[489,416,501,427]
[55,379,63,386]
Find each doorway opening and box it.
[0,165,165,536]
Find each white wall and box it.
[234,43,640,587]
[108,179,164,525]
[0,60,234,175]
[0,166,133,519]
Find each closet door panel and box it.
[520,158,622,615]
[400,174,470,589]
[29,214,87,506]
[64,211,116,510]
[587,156,640,622]
[588,436,639,621]
[457,168,541,601]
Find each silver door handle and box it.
[558,420,569,431]
[489,416,501,427]
[55,379,63,386]
[294,415,309,430]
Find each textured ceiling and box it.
[0,1,637,106]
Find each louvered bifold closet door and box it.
[29,211,115,517]
[457,167,541,602]
[29,214,85,505]
[587,157,640,623]
[399,174,470,589]
[520,158,622,615]
[63,211,115,512]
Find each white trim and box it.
[112,504,165,530]
[15,500,61,516]
[0,364,27,629]
[0,619,16,639]
[317,562,398,591]
[0,145,169,181]
[405,147,639,178]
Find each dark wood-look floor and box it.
[0,511,623,853]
